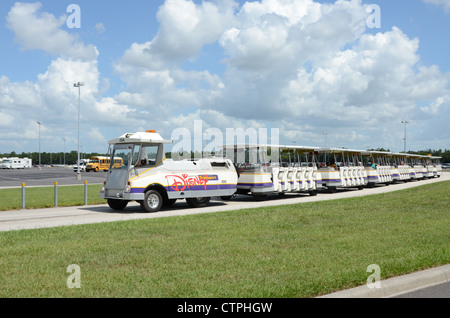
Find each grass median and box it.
[0,184,105,211]
[0,181,449,298]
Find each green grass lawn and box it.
[0,181,449,298]
[0,184,105,210]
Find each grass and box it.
[0,184,105,211]
[0,181,449,298]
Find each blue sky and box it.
[1,0,449,155]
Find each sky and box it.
[0,0,450,155]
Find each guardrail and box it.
[21,181,89,209]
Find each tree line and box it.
[412,149,450,163]
[1,148,450,166]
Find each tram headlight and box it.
[125,181,131,193]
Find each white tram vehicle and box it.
[318,148,368,192]
[388,152,413,182]
[221,146,443,198]
[220,144,323,199]
[100,130,238,212]
[428,156,443,178]
[359,150,395,187]
[409,154,427,180]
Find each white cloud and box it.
[95,23,106,34]
[94,97,137,124]
[116,0,237,71]
[151,0,237,62]
[110,0,450,151]
[6,2,98,60]
[423,0,450,12]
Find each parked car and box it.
[73,162,87,173]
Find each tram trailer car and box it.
[222,145,323,199]
[318,148,368,192]
[100,130,238,212]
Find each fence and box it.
[20,181,90,210]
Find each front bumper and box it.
[99,189,144,201]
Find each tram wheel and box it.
[186,197,210,208]
[253,195,267,201]
[107,199,128,210]
[163,198,177,207]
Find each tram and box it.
[220,144,323,199]
[219,144,443,200]
[317,148,367,192]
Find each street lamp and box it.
[74,82,85,180]
[63,138,66,166]
[36,121,41,167]
[401,120,409,153]
[323,132,328,147]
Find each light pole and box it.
[63,138,66,166]
[401,120,409,153]
[74,82,85,180]
[323,132,328,147]
[36,121,41,167]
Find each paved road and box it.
[0,166,107,187]
[320,264,450,298]
[394,281,450,298]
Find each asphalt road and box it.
[393,281,450,298]
[0,166,107,187]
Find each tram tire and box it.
[107,199,128,211]
[142,190,163,213]
[163,198,177,207]
[253,194,267,201]
[186,197,211,208]
[309,191,318,196]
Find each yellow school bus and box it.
[86,156,123,172]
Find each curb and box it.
[318,264,450,298]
